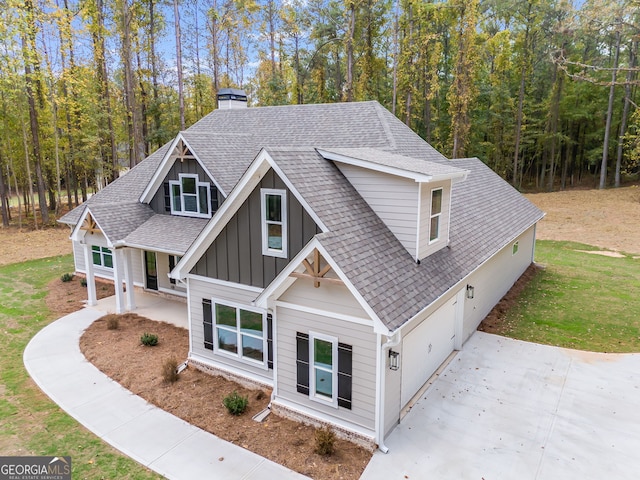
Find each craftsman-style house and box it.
[60,95,543,450]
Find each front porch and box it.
[88,289,188,329]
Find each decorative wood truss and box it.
[289,248,343,288]
[80,213,100,235]
[175,141,195,162]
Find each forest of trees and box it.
[1,0,639,228]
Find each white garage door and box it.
[401,298,456,406]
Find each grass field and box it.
[0,254,161,479]
[500,240,640,352]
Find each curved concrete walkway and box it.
[24,308,308,480]
[362,332,640,480]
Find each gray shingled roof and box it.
[268,148,543,331]
[85,203,155,245]
[320,147,466,178]
[125,215,208,254]
[59,100,543,331]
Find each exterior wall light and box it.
[466,284,475,299]
[389,350,400,371]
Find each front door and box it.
[144,251,158,290]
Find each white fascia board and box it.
[318,148,433,182]
[267,158,329,233]
[254,238,390,336]
[119,242,184,257]
[70,206,113,248]
[433,170,469,184]
[180,135,228,197]
[139,133,228,204]
[170,149,273,280]
[139,135,182,203]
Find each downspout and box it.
[376,329,402,454]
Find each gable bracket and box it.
[80,213,100,235]
[292,248,342,288]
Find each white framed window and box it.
[512,241,519,255]
[169,173,211,218]
[213,299,268,368]
[261,188,287,258]
[429,188,443,243]
[91,246,113,268]
[309,332,339,407]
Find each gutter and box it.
[375,329,402,454]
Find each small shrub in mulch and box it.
[223,391,248,416]
[314,426,336,456]
[60,273,74,282]
[162,357,180,383]
[106,316,119,330]
[140,332,159,346]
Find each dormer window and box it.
[261,188,287,258]
[429,188,443,243]
[170,174,212,218]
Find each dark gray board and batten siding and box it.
[149,157,225,215]
[192,169,321,288]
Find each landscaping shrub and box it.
[314,426,336,456]
[140,332,159,346]
[80,278,87,287]
[106,316,119,330]
[162,357,179,383]
[223,391,248,415]
[60,273,74,282]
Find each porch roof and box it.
[124,214,208,255]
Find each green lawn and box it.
[0,254,161,479]
[502,240,640,352]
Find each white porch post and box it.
[123,248,136,311]
[113,248,126,314]
[81,243,98,306]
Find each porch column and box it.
[81,243,97,306]
[123,248,136,311]
[113,248,126,314]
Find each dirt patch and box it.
[525,185,640,255]
[0,226,72,266]
[45,276,115,316]
[79,314,371,480]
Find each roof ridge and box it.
[373,102,397,150]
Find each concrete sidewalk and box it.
[24,308,308,480]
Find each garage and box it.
[400,297,457,407]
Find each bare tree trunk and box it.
[174,0,185,130]
[20,115,37,229]
[513,10,531,189]
[599,28,621,190]
[344,1,355,102]
[122,0,139,167]
[391,0,399,115]
[22,0,49,225]
[0,155,8,227]
[615,39,636,188]
[149,0,161,144]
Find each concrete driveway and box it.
[361,332,640,480]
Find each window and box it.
[168,255,182,285]
[91,246,113,268]
[512,241,519,255]
[261,189,287,258]
[169,174,211,218]
[212,300,268,367]
[296,332,352,409]
[429,188,443,243]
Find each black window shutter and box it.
[267,314,273,369]
[210,186,219,214]
[203,299,213,350]
[296,333,309,395]
[169,255,176,285]
[163,183,171,212]
[337,343,353,409]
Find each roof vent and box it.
[217,88,248,109]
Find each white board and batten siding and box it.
[461,225,537,342]
[417,179,452,260]
[337,163,419,259]
[188,274,273,382]
[73,241,145,286]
